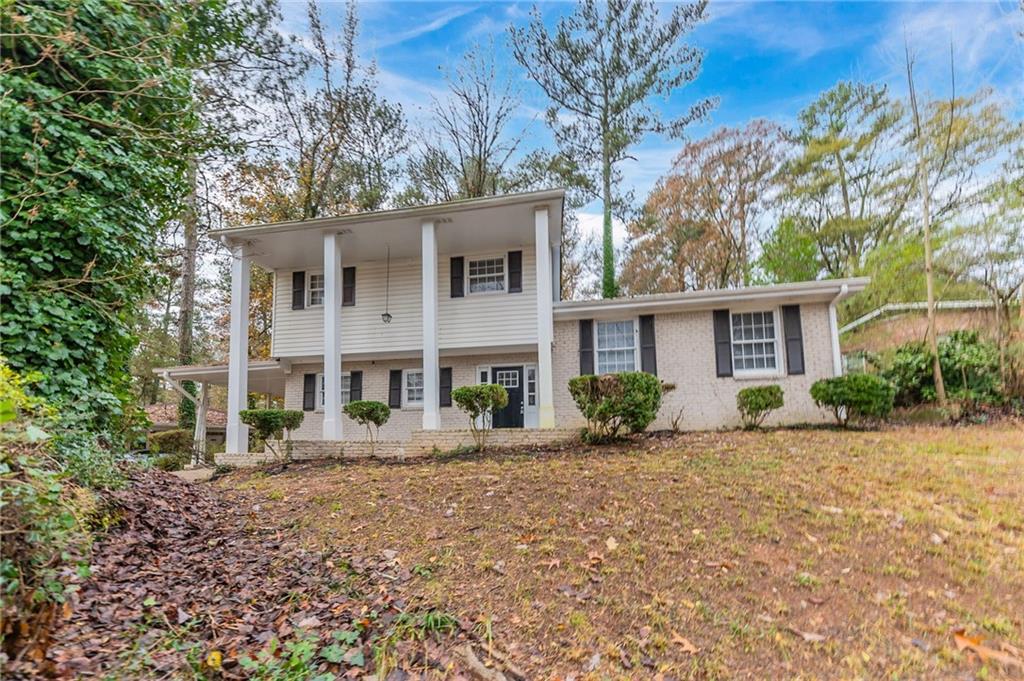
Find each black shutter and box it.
[639,315,657,376]
[713,309,733,378]
[292,271,306,310]
[302,373,316,410]
[388,369,403,408]
[440,367,452,407]
[342,267,356,306]
[781,305,805,375]
[450,256,464,298]
[507,250,522,293]
[579,319,594,375]
[349,370,363,401]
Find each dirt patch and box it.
[44,468,510,679]
[220,424,1024,679]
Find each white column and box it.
[551,242,561,302]
[322,231,344,440]
[828,284,849,377]
[192,382,209,465]
[534,206,556,429]
[421,220,440,430]
[226,243,250,454]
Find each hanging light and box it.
[381,245,393,324]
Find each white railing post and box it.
[226,243,250,454]
[421,220,440,430]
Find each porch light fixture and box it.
[381,245,393,324]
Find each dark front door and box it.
[491,366,524,428]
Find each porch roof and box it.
[154,360,287,396]
[209,188,566,271]
[552,277,870,320]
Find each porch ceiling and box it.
[155,360,286,396]
[210,189,565,271]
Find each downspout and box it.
[828,284,849,377]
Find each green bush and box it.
[810,374,895,427]
[882,331,1003,406]
[451,384,508,451]
[149,428,192,455]
[343,400,391,449]
[239,409,305,460]
[568,372,662,441]
[736,385,784,429]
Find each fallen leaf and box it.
[671,631,699,654]
[605,537,619,551]
[787,627,827,643]
[954,630,1024,670]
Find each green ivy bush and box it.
[149,429,192,455]
[810,374,895,427]
[883,331,1003,407]
[451,384,508,451]
[343,400,391,450]
[239,410,305,460]
[568,372,663,442]
[736,385,784,429]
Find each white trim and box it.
[465,254,508,296]
[828,284,849,377]
[728,307,784,379]
[315,372,352,411]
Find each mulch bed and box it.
[40,468,507,680]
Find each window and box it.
[730,311,778,374]
[526,366,537,407]
[467,257,505,294]
[316,372,351,409]
[308,273,325,307]
[596,320,636,373]
[404,369,424,406]
[495,369,519,388]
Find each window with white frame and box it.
[526,366,537,407]
[730,311,778,373]
[308,273,325,306]
[596,320,636,373]
[316,372,351,409]
[404,369,424,406]
[467,256,505,294]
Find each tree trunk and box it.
[905,54,947,405]
[178,162,199,428]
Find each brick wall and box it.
[553,304,835,431]
[282,352,538,441]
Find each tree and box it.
[620,121,785,293]
[757,217,821,284]
[1,1,206,436]
[511,0,715,298]
[782,82,912,278]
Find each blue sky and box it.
[279,1,1024,239]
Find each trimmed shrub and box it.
[239,409,304,460]
[451,384,508,451]
[736,385,784,429]
[343,400,391,451]
[568,372,662,441]
[810,374,895,427]
[149,428,192,455]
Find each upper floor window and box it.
[596,320,636,373]
[317,372,351,409]
[404,369,424,406]
[308,273,325,307]
[731,311,778,374]
[468,257,505,294]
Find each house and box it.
[156,188,867,458]
[144,402,227,447]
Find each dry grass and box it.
[219,424,1024,679]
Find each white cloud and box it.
[369,5,480,49]
[577,211,629,248]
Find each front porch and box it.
[214,427,581,466]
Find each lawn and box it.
[220,424,1024,679]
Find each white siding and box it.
[271,250,538,357]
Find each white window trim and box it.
[729,307,785,379]
[307,271,325,308]
[402,368,424,409]
[593,317,641,374]
[315,371,351,411]
[465,254,508,296]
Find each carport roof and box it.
[154,360,286,396]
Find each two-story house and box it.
[156,188,867,458]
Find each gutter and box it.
[828,284,850,377]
